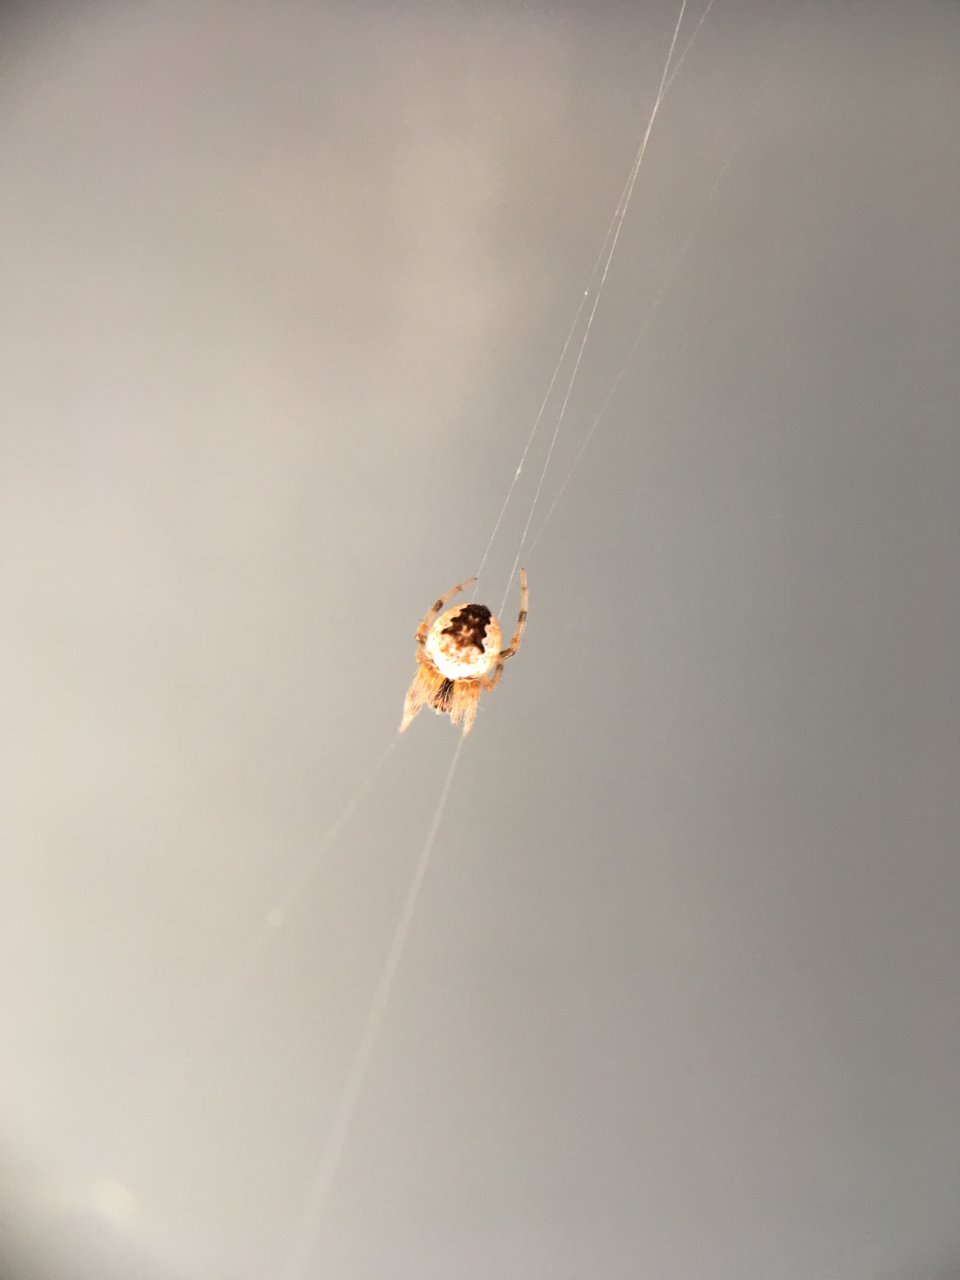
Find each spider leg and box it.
[480,665,504,692]
[449,680,481,735]
[414,576,477,644]
[498,567,528,660]
[481,568,528,692]
[400,663,441,732]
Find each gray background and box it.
[2,2,958,1278]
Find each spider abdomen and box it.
[425,603,502,680]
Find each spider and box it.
[400,568,529,736]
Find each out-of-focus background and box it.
[2,2,958,1277]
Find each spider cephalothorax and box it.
[400,570,528,736]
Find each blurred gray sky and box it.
[2,2,959,1278]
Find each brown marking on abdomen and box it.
[441,603,492,655]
